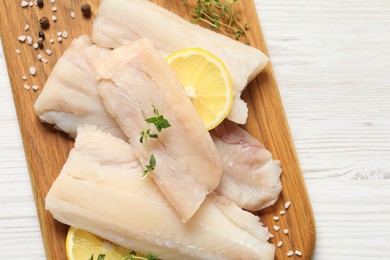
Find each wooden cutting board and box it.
[0,0,315,259]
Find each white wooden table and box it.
[1,0,390,259]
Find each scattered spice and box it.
[21,1,28,8]
[283,229,289,235]
[277,241,283,247]
[27,36,33,45]
[29,66,36,76]
[273,216,279,221]
[18,35,26,42]
[81,3,92,18]
[38,40,44,49]
[273,225,280,232]
[295,250,302,256]
[284,201,291,209]
[39,16,50,29]
[24,24,29,31]
[37,0,44,8]
[70,11,75,19]
[38,31,45,40]
[287,250,294,257]
[280,210,285,215]
[52,15,57,22]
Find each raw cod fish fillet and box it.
[211,120,282,211]
[45,126,275,260]
[92,0,269,124]
[96,39,222,222]
[33,35,125,139]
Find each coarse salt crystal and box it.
[41,58,48,64]
[284,229,289,234]
[18,35,26,42]
[22,75,27,80]
[24,24,29,31]
[287,251,294,257]
[29,1,33,6]
[16,49,21,55]
[52,6,57,12]
[21,1,28,7]
[285,201,291,209]
[50,38,55,43]
[273,225,280,232]
[57,36,62,42]
[37,54,43,60]
[62,31,68,38]
[280,210,285,215]
[29,66,36,75]
[277,241,283,247]
[57,31,62,37]
[52,15,57,22]
[33,43,38,49]
[70,11,75,19]
[295,250,302,256]
[50,0,55,3]
[273,216,279,221]
[268,233,274,239]
[32,85,39,91]
[24,84,30,90]
[46,49,52,55]
[27,36,33,45]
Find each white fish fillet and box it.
[33,35,125,139]
[92,0,269,124]
[211,120,282,211]
[96,39,222,222]
[45,126,275,260]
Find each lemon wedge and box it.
[66,227,131,260]
[166,48,233,130]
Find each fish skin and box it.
[211,120,282,211]
[92,0,269,124]
[45,126,275,260]
[33,35,126,139]
[96,39,223,223]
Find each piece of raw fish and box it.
[92,0,269,124]
[33,35,125,139]
[46,126,275,260]
[96,39,222,222]
[211,120,282,211]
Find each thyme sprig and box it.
[139,106,171,178]
[183,0,249,42]
[125,250,158,260]
[89,254,105,260]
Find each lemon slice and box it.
[66,227,131,260]
[166,48,233,130]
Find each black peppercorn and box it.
[38,31,45,40]
[39,17,50,29]
[37,0,44,8]
[81,3,91,18]
[38,40,44,49]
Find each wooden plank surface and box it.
[0,0,315,259]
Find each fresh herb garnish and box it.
[125,250,158,260]
[183,0,249,42]
[89,254,105,260]
[139,106,171,178]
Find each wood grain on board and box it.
[0,0,315,259]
